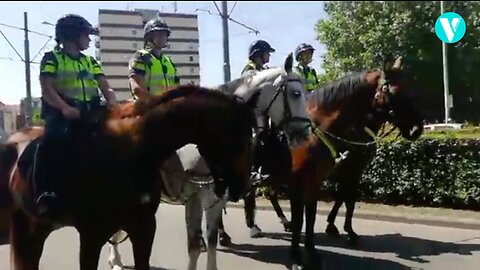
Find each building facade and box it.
[0,102,20,136]
[97,9,200,101]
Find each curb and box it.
[226,202,480,231]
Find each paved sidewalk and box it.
[227,198,480,230]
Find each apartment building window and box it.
[132,43,138,49]
[189,56,194,62]
[190,68,195,74]
[132,30,137,35]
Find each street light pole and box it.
[441,1,450,123]
[24,12,32,127]
[221,1,231,83]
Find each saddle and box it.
[17,132,74,207]
[16,136,45,207]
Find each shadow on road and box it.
[126,266,173,270]
[260,231,480,264]
[219,241,411,270]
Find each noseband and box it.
[260,77,312,140]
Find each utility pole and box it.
[24,12,32,127]
[440,1,450,123]
[221,1,231,83]
[207,1,259,83]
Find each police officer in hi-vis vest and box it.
[294,43,320,95]
[37,14,117,217]
[129,16,180,99]
[241,40,276,76]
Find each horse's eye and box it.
[293,90,301,98]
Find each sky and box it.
[0,1,327,105]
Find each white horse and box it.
[107,53,310,270]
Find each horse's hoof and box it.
[291,264,303,270]
[282,221,292,232]
[200,237,207,253]
[325,223,340,237]
[108,260,124,270]
[250,225,263,238]
[347,232,360,247]
[219,232,232,247]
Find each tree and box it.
[315,1,480,123]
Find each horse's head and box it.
[220,53,310,142]
[371,56,424,140]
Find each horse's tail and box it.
[0,142,18,208]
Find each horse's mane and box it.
[133,85,215,115]
[307,72,371,111]
[215,67,286,96]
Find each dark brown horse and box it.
[0,85,256,270]
[287,56,425,269]
[324,90,424,243]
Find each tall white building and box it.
[97,9,200,101]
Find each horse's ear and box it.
[285,53,294,73]
[393,56,404,70]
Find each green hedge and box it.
[257,135,480,211]
[359,138,480,210]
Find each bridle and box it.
[259,75,311,141]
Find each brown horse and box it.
[324,91,424,243]
[258,80,424,245]
[0,85,256,270]
[286,56,426,269]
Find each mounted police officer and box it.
[294,43,320,94]
[36,14,117,217]
[241,40,276,76]
[129,16,180,99]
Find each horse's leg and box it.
[305,200,321,268]
[343,172,361,244]
[217,213,231,246]
[244,186,262,238]
[344,198,359,244]
[289,195,304,270]
[326,200,342,237]
[128,214,156,270]
[79,228,110,270]
[270,191,290,232]
[108,230,127,270]
[186,194,203,270]
[205,199,225,270]
[10,210,51,270]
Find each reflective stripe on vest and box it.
[51,49,99,101]
[138,49,177,96]
[295,66,319,91]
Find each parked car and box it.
[424,123,464,131]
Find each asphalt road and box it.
[1,204,479,270]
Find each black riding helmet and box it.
[144,17,171,39]
[295,43,315,61]
[55,14,97,43]
[249,40,275,58]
